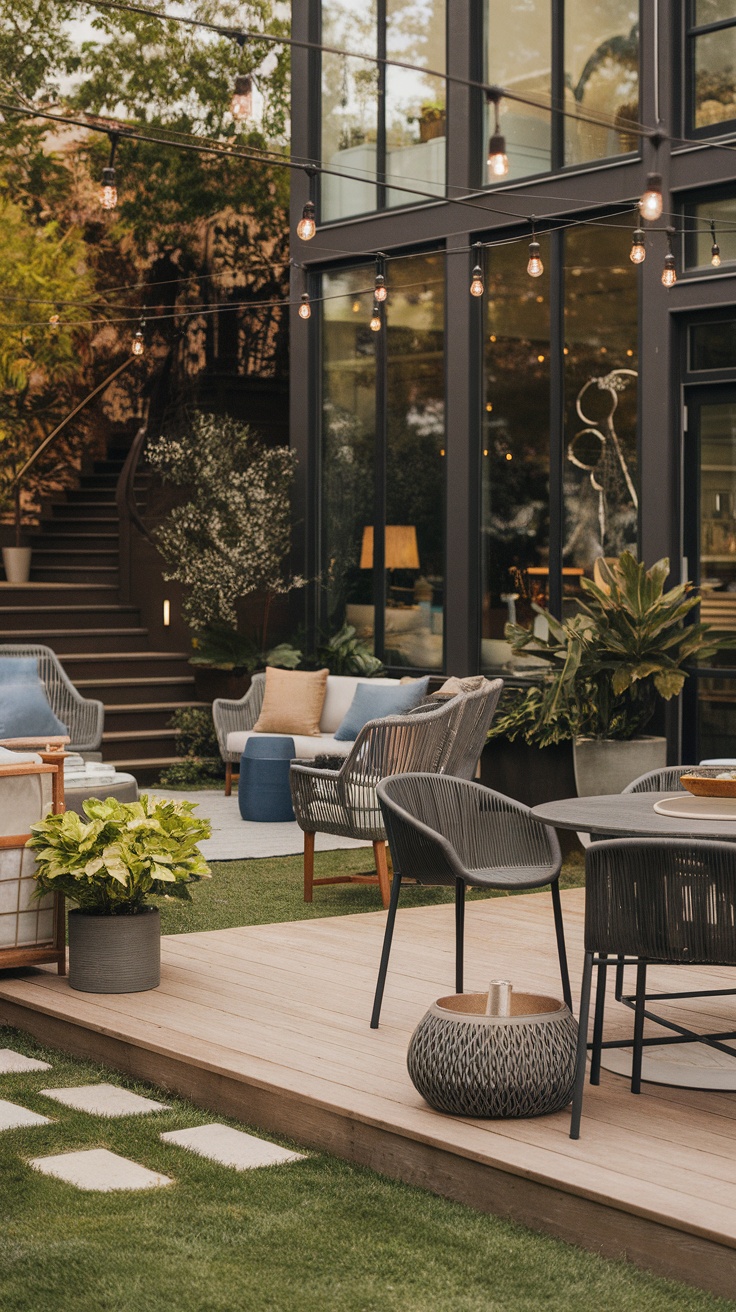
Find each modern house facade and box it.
[289,1,736,761]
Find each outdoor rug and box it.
[148,790,370,862]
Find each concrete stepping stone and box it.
[29,1148,172,1191]
[0,1098,51,1131]
[160,1123,305,1170]
[0,1049,52,1074]
[40,1083,169,1117]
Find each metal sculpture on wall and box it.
[566,367,638,555]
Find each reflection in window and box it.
[486,1,552,180]
[481,239,550,673]
[689,7,736,131]
[683,189,736,267]
[385,0,446,208]
[321,5,378,221]
[321,266,376,643]
[564,1,639,166]
[563,225,638,597]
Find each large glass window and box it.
[485,1,638,183]
[688,2,736,133]
[321,1,446,223]
[683,187,736,269]
[320,254,445,669]
[481,237,551,673]
[563,225,638,598]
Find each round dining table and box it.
[530,791,736,1090]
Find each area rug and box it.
[148,790,370,862]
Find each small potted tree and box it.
[28,794,211,993]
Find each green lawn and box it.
[0,1025,732,1312]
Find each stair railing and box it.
[115,351,172,604]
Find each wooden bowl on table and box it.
[680,773,736,798]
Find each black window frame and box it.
[678,183,736,273]
[685,1,736,138]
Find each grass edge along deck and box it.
[0,888,735,1301]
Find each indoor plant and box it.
[490,553,723,795]
[28,794,211,993]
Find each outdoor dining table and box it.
[531,791,736,1091]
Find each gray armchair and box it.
[213,673,266,796]
[0,644,103,754]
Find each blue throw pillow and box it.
[0,681,68,738]
[0,657,39,685]
[334,677,430,742]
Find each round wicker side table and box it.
[407,992,577,1118]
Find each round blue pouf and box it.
[239,736,296,822]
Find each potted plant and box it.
[491,553,723,796]
[28,794,211,993]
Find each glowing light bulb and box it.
[49,313,60,333]
[712,242,721,267]
[369,303,381,332]
[527,239,543,278]
[661,253,677,288]
[298,293,311,320]
[374,274,387,302]
[231,74,253,121]
[470,266,484,297]
[639,172,663,221]
[487,133,508,178]
[100,167,117,210]
[629,228,646,264]
[131,329,145,356]
[296,201,316,241]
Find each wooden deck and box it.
[1,888,736,1298]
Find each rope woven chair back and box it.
[350,695,465,782]
[585,837,736,965]
[0,643,103,752]
[441,679,504,779]
[623,765,713,794]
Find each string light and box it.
[639,172,663,222]
[369,302,381,332]
[131,319,145,355]
[485,89,508,179]
[629,227,646,264]
[710,219,721,267]
[470,242,484,297]
[48,313,60,335]
[100,133,119,210]
[527,219,543,278]
[661,228,677,288]
[297,200,316,241]
[298,292,311,320]
[374,252,387,302]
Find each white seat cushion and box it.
[226,730,352,761]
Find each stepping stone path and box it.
[0,1049,51,1074]
[0,1098,51,1131]
[161,1123,306,1170]
[29,1148,172,1191]
[40,1083,169,1117]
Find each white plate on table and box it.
[654,794,736,821]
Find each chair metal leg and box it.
[455,878,465,994]
[590,953,608,1086]
[370,872,402,1029]
[631,959,648,1095]
[570,951,594,1140]
[303,832,315,903]
[550,880,572,1010]
[614,953,625,1001]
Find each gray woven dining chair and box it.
[371,772,571,1028]
[290,696,466,909]
[0,643,103,753]
[570,836,736,1139]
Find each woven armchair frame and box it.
[212,672,266,764]
[0,644,103,752]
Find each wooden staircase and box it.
[0,443,206,784]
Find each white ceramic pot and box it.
[573,735,667,797]
[2,546,32,585]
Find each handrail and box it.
[9,356,135,490]
[115,350,172,603]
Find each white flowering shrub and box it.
[147,412,305,634]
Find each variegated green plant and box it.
[28,795,211,915]
[491,553,724,747]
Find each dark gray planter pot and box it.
[68,907,160,993]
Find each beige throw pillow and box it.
[433,674,487,696]
[253,667,329,737]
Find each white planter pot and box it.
[573,735,667,797]
[2,546,32,585]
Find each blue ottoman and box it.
[238,736,296,822]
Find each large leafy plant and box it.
[28,795,211,915]
[491,553,723,748]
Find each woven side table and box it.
[407,991,577,1118]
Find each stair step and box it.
[31,550,118,561]
[60,653,190,682]
[0,628,148,654]
[104,702,209,732]
[77,678,197,706]
[0,583,119,605]
[67,489,118,503]
[31,567,119,585]
[0,604,140,630]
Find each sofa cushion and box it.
[319,676,400,733]
[253,666,329,737]
[334,677,430,742]
[227,730,352,761]
[0,682,68,739]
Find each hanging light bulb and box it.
[710,220,721,267]
[298,292,311,320]
[131,320,146,356]
[629,228,646,264]
[231,73,253,122]
[527,221,543,277]
[48,313,60,335]
[470,242,484,297]
[374,253,387,302]
[297,200,316,241]
[485,90,508,179]
[639,172,663,222]
[662,229,677,288]
[369,302,381,332]
[99,133,119,210]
